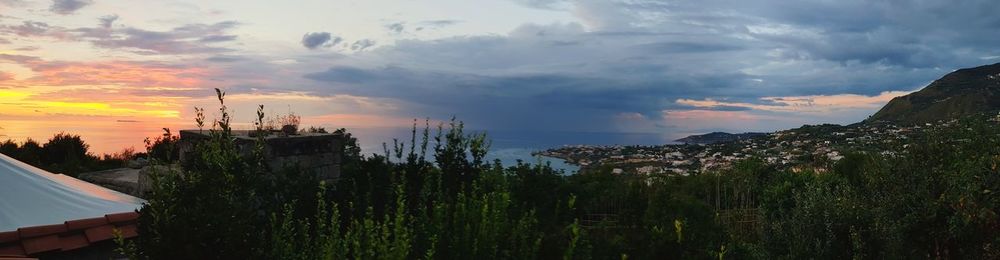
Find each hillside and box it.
[674,132,766,144]
[868,63,1000,124]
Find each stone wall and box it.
[178,130,344,181]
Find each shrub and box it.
[143,128,179,162]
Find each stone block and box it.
[178,130,345,183]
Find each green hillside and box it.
[868,63,1000,124]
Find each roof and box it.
[0,153,144,257]
[0,212,138,258]
[0,153,144,231]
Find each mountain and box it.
[675,132,767,144]
[868,63,1000,124]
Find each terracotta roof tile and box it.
[0,244,26,257]
[65,217,108,231]
[58,234,90,251]
[0,232,18,244]
[17,225,66,239]
[105,212,139,223]
[83,225,116,243]
[2,211,140,258]
[116,224,138,239]
[19,235,60,255]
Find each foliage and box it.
[135,89,308,259]
[0,133,130,176]
[304,126,328,133]
[757,116,1000,259]
[123,92,745,259]
[130,91,1000,259]
[279,110,301,128]
[143,128,179,162]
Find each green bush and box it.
[40,133,93,174]
[0,134,127,176]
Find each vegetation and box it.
[753,116,1000,259]
[869,62,1000,124]
[122,92,1000,259]
[143,129,180,162]
[0,133,134,176]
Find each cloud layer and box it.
[1,0,999,140]
[297,0,1000,133]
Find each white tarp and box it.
[0,153,144,232]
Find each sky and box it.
[1,0,999,153]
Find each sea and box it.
[348,128,679,174]
[0,119,679,174]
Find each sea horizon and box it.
[0,119,693,173]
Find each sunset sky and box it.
[1,0,999,153]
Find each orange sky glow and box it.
[0,58,410,153]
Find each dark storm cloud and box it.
[304,67,619,130]
[634,42,742,54]
[304,66,377,84]
[512,0,1000,68]
[50,0,93,15]
[302,63,737,131]
[300,0,1000,131]
[301,32,341,49]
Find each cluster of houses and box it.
[539,118,979,176]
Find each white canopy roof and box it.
[0,153,144,232]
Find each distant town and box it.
[536,114,1000,175]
